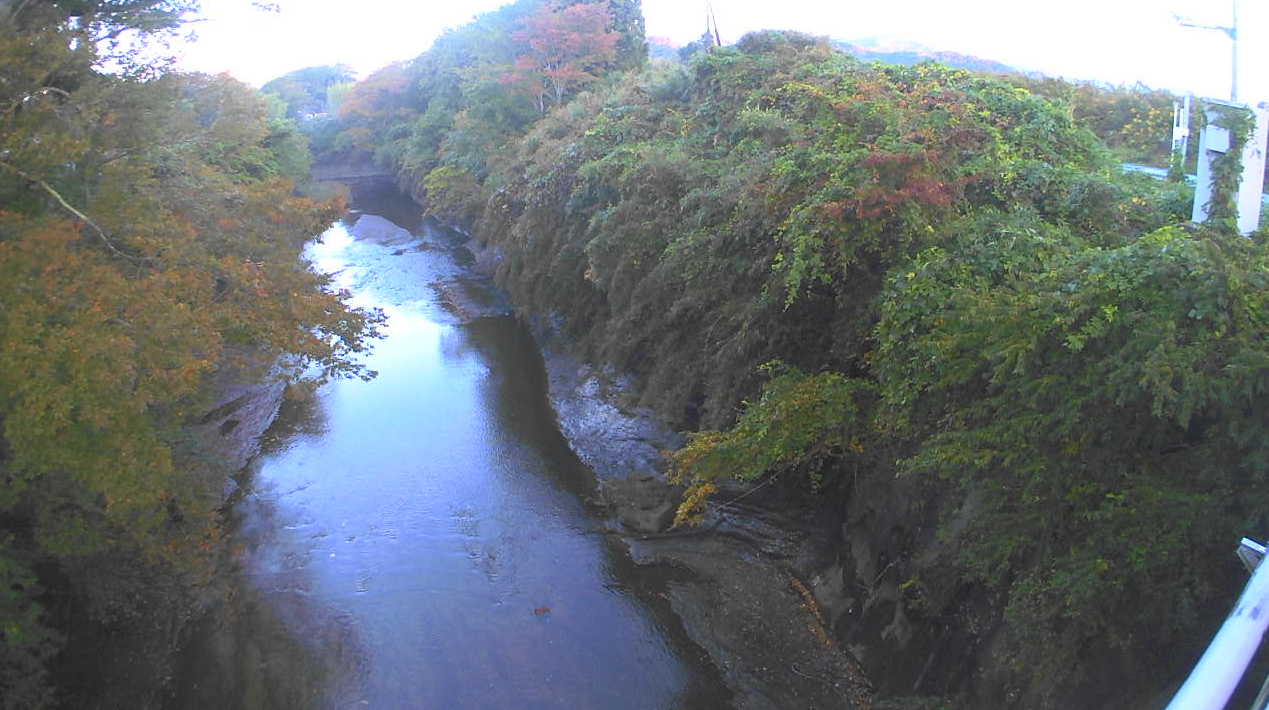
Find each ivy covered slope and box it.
[0,3,379,708]
[422,33,1253,710]
[466,33,1189,429]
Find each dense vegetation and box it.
[0,2,378,706]
[322,3,1269,705]
[1001,74,1191,168]
[261,63,356,118]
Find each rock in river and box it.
[349,214,415,246]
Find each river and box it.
[164,184,730,709]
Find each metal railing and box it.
[1165,538,1269,710]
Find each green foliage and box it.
[336,13,1245,708]
[261,93,313,183]
[469,36,1136,433]
[422,165,489,227]
[315,0,634,209]
[874,223,1269,701]
[764,60,1105,303]
[0,547,59,710]
[455,30,1231,708]
[668,366,873,525]
[600,0,647,70]
[1000,74,1191,168]
[261,64,355,118]
[677,31,717,61]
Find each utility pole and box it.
[706,1,721,47]
[1174,0,1238,102]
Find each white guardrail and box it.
[1165,539,1269,710]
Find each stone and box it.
[349,214,415,246]
[617,499,677,534]
[601,472,682,534]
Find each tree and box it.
[332,62,418,161]
[599,0,647,70]
[0,2,380,706]
[500,1,619,111]
[261,64,356,118]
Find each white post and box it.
[1191,100,1269,236]
[1164,550,1269,710]
[1230,0,1239,104]
[1173,96,1191,165]
[1236,106,1268,235]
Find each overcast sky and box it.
[176,0,1266,104]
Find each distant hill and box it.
[648,34,1017,74]
[832,36,1016,74]
[648,36,681,60]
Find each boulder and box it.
[599,471,683,534]
[349,214,414,246]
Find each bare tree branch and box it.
[0,161,139,262]
[5,86,74,116]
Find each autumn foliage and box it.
[501,2,619,111]
[0,3,379,706]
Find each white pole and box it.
[1230,0,1239,103]
[1164,552,1269,710]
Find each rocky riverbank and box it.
[195,360,288,481]
[541,342,872,710]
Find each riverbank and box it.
[532,327,873,710]
[49,358,289,710]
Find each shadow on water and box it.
[164,581,361,710]
[458,315,730,708]
[258,386,331,457]
[340,179,422,235]
[459,316,594,494]
[165,385,365,710]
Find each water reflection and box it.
[341,181,423,234]
[167,447,363,710]
[261,387,330,454]
[167,186,729,710]
[457,316,594,494]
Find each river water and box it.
[165,186,729,709]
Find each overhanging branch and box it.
[0,161,138,262]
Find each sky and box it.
[175,0,1268,105]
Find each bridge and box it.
[311,160,396,182]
